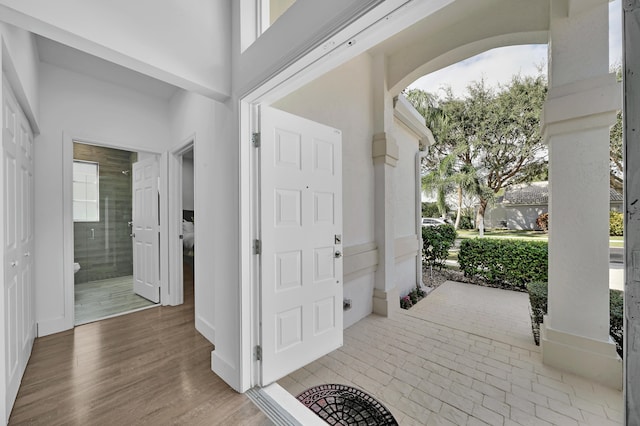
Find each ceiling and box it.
[36,35,179,101]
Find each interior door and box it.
[3,76,35,421]
[132,157,160,303]
[260,107,343,385]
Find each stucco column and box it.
[541,0,622,389]
[371,54,399,316]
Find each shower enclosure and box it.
[73,142,136,283]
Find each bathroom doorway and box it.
[72,142,158,325]
[180,147,195,294]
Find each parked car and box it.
[422,217,448,227]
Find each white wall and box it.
[35,62,171,335]
[0,22,39,127]
[392,120,420,297]
[182,156,194,211]
[0,0,231,100]
[236,0,381,93]
[393,121,419,237]
[274,53,376,327]
[169,90,237,377]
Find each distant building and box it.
[485,182,623,230]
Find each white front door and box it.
[260,107,343,385]
[2,76,35,422]
[132,157,160,303]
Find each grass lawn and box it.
[456,229,623,247]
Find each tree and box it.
[409,75,548,232]
[610,65,623,192]
[405,89,452,218]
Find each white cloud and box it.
[409,0,622,98]
[610,0,622,67]
[409,45,547,98]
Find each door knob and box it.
[23,252,30,257]
[130,233,136,238]
[334,250,342,259]
[10,261,17,267]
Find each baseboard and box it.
[541,318,622,390]
[195,315,216,344]
[211,349,240,392]
[37,317,72,337]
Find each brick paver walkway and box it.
[279,281,623,425]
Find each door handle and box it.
[23,252,30,257]
[334,250,342,259]
[130,233,136,238]
[10,261,18,267]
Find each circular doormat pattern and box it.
[296,384,398,425]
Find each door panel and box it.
[132,157,160,303]
[3,77,35,422]
[260,107,343,385]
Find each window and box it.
[73,160,99,222]
[261,0,297,33]
[242,0,297,50]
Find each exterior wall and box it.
[393,119,420,297]
[488,202,621,230]
[273,53,375,328]
[35,62,171,335]
[507,206,546,230]
[487,205,547,230]
[0,0,231,99]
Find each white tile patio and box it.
[279,281,622,425]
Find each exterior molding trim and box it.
[541,316,622,390]
[344,242,378,283]
[394,235,420,264]
[372,132,399,166]
[393,95,435,149]
[542,73,620,138]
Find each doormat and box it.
[296,384,398,425]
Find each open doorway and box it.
[181,147,195,292]
[73,142,158,325]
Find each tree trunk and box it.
[476,198,488,237]
[454,185,462,229]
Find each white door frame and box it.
[62,134,166,332]
[237,0,451,393]
[167,135,195,307]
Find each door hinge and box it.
[255,345,262,361]
[253,239,261,255]
[252,132,261,148]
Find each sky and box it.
[408,0,623,98]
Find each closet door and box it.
[2,77,35,421]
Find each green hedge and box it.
[610,289,624,356]
[610,211,623,236]
[458,239,548,289]
[422,224,456,269]
[526,281,624,357]
[526,281,547,345]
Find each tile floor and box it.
[279,281,622,425]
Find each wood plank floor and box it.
[74,275,157,325]
[10,267,272,425]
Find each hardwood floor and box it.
[74,275,157,325]
[10,266,271,425]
